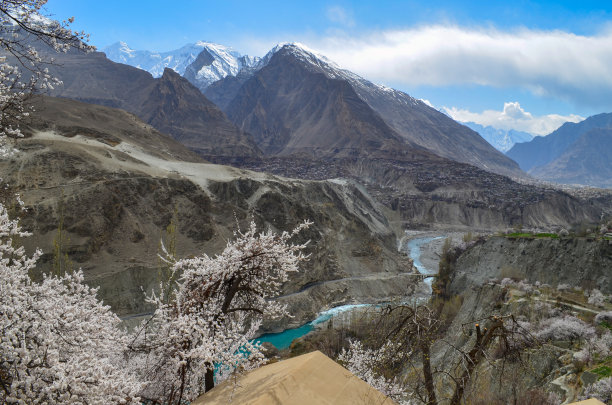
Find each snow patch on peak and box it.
[257,42,422,108]
[263,42,341,71]
[463,122,535,152]
[102,41,260,85]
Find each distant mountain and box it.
[529,128,612,188]
[37,45,261,159]
[462,122,534,152]
[103,41,260,90]
[506,113,612,171]
[213,43,523,177]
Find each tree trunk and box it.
[450,320,503,405]
[205,365,215,392]
[421,343,437,405]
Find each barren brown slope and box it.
[226,45,437,162]
[14,39,262,160]
[24,95,204,162]
[133,68,260,158]
[4,96,413,328]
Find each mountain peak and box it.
[161,66,180,78]
[263,42,339,71]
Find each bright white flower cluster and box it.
[535,315,596,342]
[0,202,142,403]
[129,220,311,403]
[588,289,608,307]
[338,339,408,404]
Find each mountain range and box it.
[11,32,599,226]
[462,122,534,152]
[103,41,260,91]
[104,41,522,177]
[506,113,612,188]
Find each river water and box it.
[255,234,442,350]
[407,236,445,290]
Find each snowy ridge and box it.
[103,41,205,77]
[102,41,260,85]
[104,40,428,110]
[189,41,260,88]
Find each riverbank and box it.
[257,233,455,350]
[403,230,466,276]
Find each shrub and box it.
[589,289,608,308]
[595,311,612,325]
[536,315,596,342]
[582,376,612,403]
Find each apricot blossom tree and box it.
[0,202,142,403]
[129,220,311,404]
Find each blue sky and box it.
[44,1,612,135]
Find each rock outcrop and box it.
[450,237,612,295]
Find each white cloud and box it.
[444,102,584,135]
[304,25,612,108]
[326,6,355,27]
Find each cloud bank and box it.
[444,102,584,135]
[309,25,612,108]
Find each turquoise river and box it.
[255,235,442,350]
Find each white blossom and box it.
[0,0,94,154]
[129,220,311,403]
[0,202,142,403]
[535,315,596,342]
[338,339,409,404]
[588,289,608,308]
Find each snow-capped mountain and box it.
[182,42,260,91]
[462,122,534,153]
[102,41,260,89]
[257,43,425,108]
[208,42,523,177]
[103,41,202,77]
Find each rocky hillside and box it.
[228,155,604,231]
[434,235,612,402]
[4,96,414,330]
[450,236,612,295]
